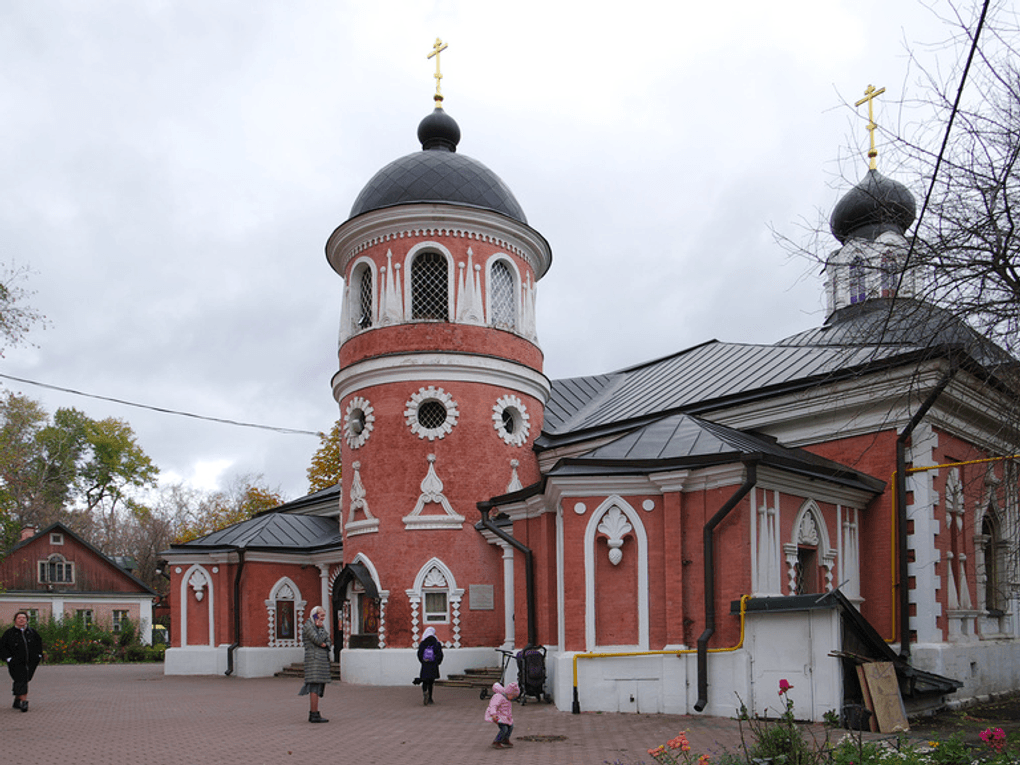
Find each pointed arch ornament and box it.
[406,557,465,648]
[265,577,307,648]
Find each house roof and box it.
[167,512,342,554]
[3,522,158,596]
[255,483,341,517]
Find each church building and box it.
[163,63,1020,721]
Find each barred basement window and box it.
[411,251,448,321]
[490,260,516,330]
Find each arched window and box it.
[38,553,74,584]
[411,251,448,321]
[880,254,897,298]
[849,256,866,304]
[354,264,373,329]
[489,260,516,330]
[982,514,1006,613]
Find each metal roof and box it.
[541,298,1016,443]
[546,412,884,494]
[170,513,342,553]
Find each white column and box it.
[502,544,515,649]
[318,564,330,614]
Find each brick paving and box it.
[2,664,878,765]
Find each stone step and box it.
[274,662,341,679]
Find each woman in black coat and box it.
[0,611,43,712]
[416,626,444,705]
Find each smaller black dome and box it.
[417,107,461,151]
[830,169,916,244]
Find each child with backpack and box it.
[484,681,520,749]
[416,626,444,705]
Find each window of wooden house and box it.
[38,554,75,584]
[76,609,93,628]
[112,610,129,633]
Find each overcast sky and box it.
[0,1,986,501]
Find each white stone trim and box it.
[264,577,306,648]
[333,353,550,406]
[179,564,215,648]
[492,394,530,447]
[344,396,375,449]
[584,496,648,650]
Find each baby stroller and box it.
[514,645,548,704]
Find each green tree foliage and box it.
[0,393,158,552]
[306,419,342,493]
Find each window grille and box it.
[357,267,373,329]
[411,251,448,320]
[418,400,448,430]
[849,257,866,304]
[490,260,516,329]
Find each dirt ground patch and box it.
[907,692,1020,746]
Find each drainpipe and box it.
[694,460,757,713]
[895,364,956,660]
[478,502,537,648]
[225,548,246,676]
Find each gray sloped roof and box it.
[170,513,342,553]
[540,298,1017,444]
[542,340,911,438]
[547,412,884,494]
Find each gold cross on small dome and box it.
[428,38,448,104]
[855,84,886,170]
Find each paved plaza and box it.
[3,664,879,765]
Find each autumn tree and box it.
[173,474,286,544]
[0,262,45,357]
[306,419,342,493]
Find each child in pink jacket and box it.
[484,681,520,748]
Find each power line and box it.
[0,372,324,438]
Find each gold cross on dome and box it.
[855,84,886,170]
[428,38,448,104]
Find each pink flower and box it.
[980,727,1007,753]
[778,678,794,695]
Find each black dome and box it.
[348,108,527,224]
[830,169,916,244]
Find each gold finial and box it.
[855,84,886,171]
[428,38,448,106]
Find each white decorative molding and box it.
[574,502,587,515]
[598,506,633,566]
[506,459,522,493]
[405,386,459,441]
[179,564,215,648]
[407,558,465,648]
[264,577,307,649]
[492,394,531,447]
[403,454,465,529]
[380,250,404,326]
[325,204,553,284]
[188,569,208,601]
[456,248,485,325]
[344,396,375,449]
[584,496,649,650]
[347,461,379,536]
[333,352,551,407]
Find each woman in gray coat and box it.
[299,606,331,723]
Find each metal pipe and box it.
[477,502,537,648]
[225,548,246,676]
[694,461,757,713]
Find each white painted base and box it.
[340,646,500,685]
[911,639,1020,702]
[164,645,303,677]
